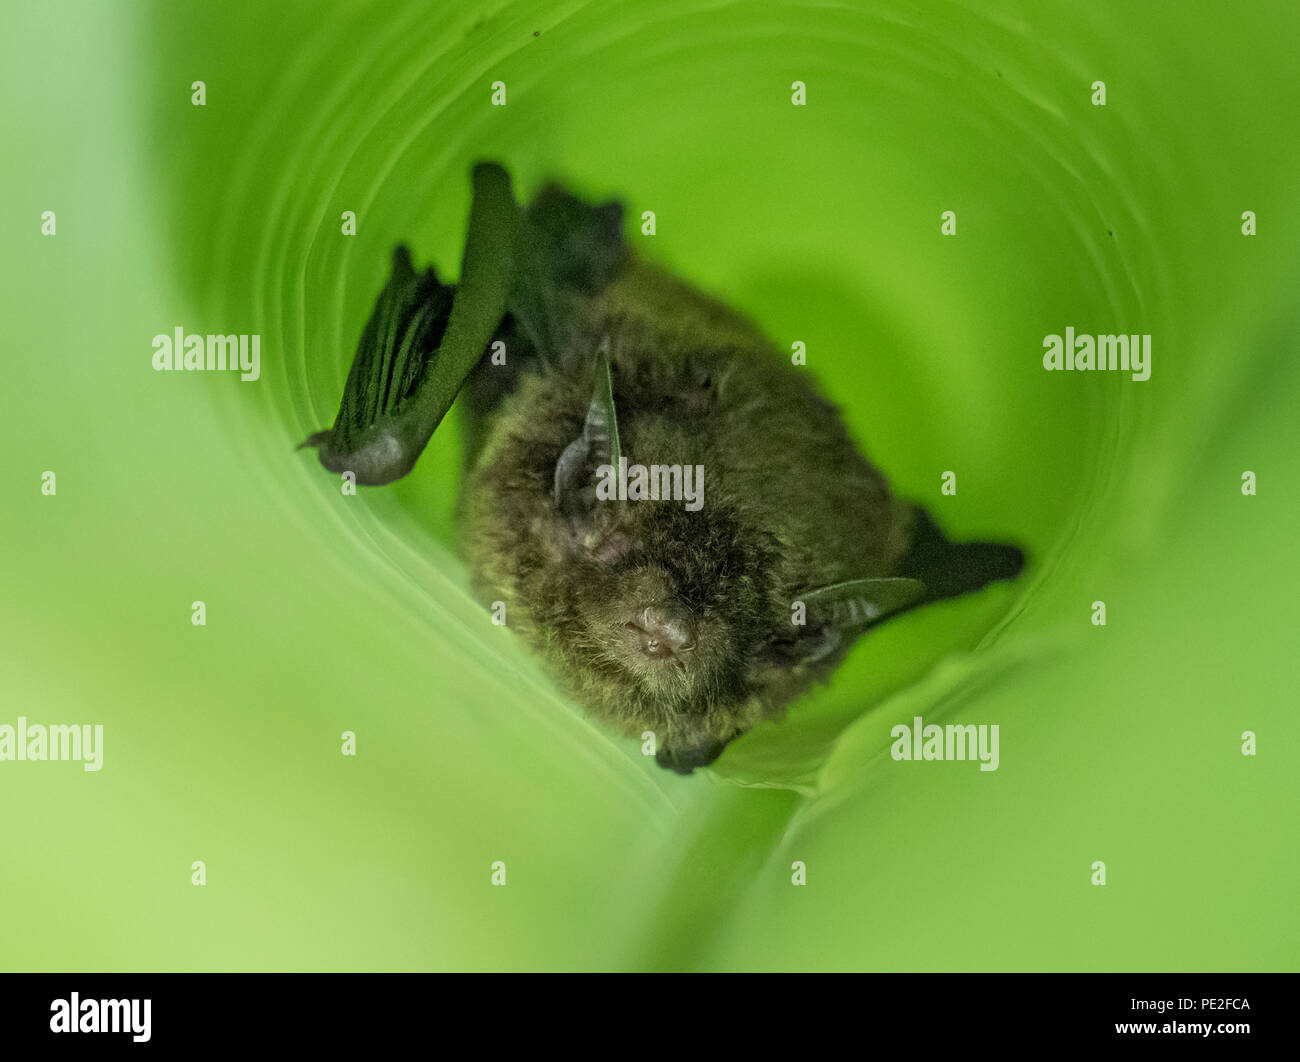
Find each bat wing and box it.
[895,506,1025,603]
[513,183,626,361]
[302,164,627,486]
[302,162,522,485]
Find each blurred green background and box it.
[2,0,1296,970]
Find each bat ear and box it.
[797,577,927,628]
[757,577,928,671]
[553,341,624,521]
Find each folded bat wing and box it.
[301,163,627,486]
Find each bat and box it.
[303,162,1024,774]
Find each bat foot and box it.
[655,740,726,774]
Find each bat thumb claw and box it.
[297,430,333,452]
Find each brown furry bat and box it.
[304,163,1023,773]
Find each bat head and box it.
[548,498,786,771]
[532,344,865,771]
[463,341,920,774]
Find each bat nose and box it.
[629,605,695,660]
